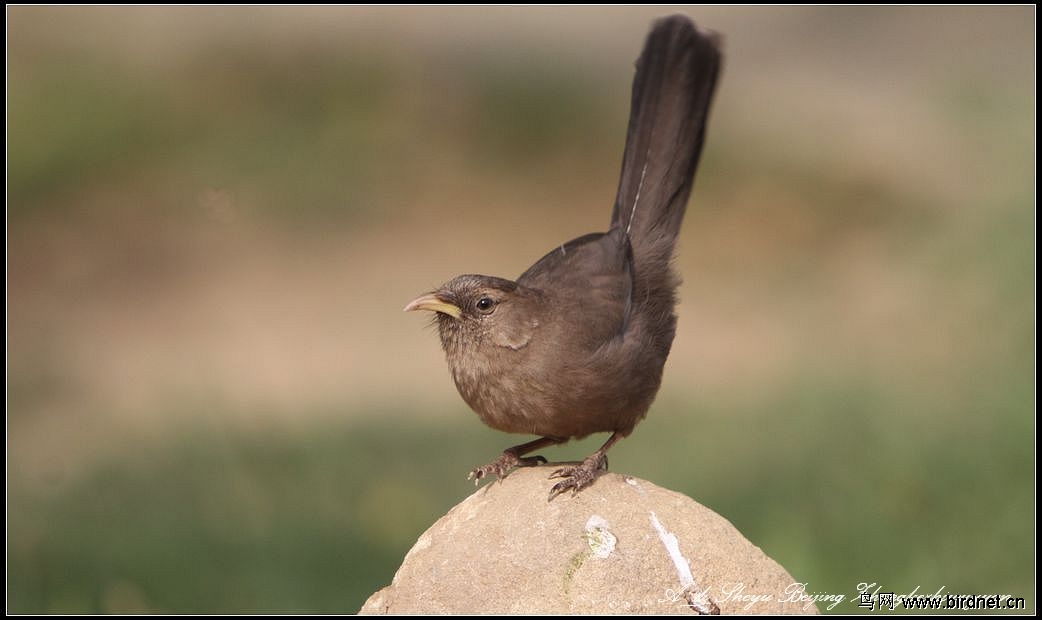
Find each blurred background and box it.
[7,6,1034,614]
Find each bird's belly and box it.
[449,354,654,438]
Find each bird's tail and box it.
[610,15,722,269]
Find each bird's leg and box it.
[468,436,567,484]
[547,432,624,501]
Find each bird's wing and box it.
[517,229,633,349]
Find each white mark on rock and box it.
[650,511,720,614]
[584,515,617,559]
[649,511,694,589]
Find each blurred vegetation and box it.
[7,6,1034,614]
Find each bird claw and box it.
[469,453,547,485]
[547,453,608,501]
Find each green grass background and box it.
[7,6,1034,613]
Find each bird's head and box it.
[405,274,541,353]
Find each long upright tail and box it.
[610,16,722,265]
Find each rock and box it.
[360,468,818,614]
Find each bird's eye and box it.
[475,297,496,314]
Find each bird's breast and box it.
[445,346,549,435]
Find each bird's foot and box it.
[468,452,547,485]
[547,452,608,501]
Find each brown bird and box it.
[406,15,722,500]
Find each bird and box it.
[405,15,722,500]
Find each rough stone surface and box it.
[359,468,818,614]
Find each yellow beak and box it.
[404,293,462,319]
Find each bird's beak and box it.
[404,292,462,319]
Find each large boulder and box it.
[360,468,817,614]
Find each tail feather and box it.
[610,15,722,264]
